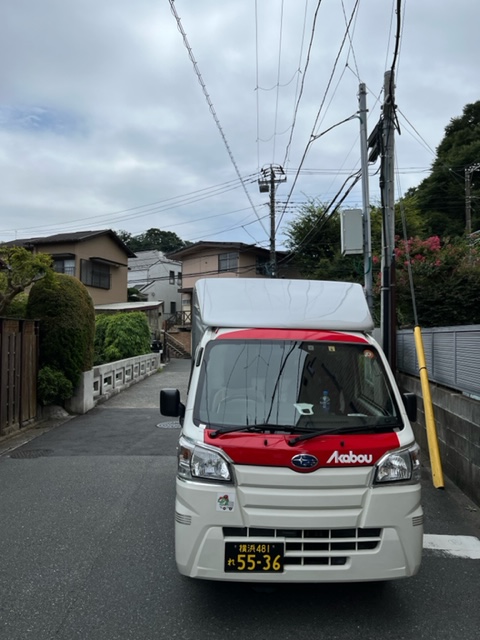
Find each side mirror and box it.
[160,388,185,419]
[402,392,417,423]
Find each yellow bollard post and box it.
[413,326,444,489]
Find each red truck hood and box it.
[204,429,400,472]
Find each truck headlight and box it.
[373,443,421,485]
[177,436,232,483]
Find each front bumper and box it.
[174,465,423,582]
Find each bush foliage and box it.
[94,312,151,364]
[37,366,73,406]
[27,273,95,391]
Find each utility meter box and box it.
[340,208,363,255]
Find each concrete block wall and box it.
[66,353,161,414]
[399,373,480,506]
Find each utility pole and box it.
[465,163,480,234]
[358,83,373,313]
[380,70,396,370]
[258,164,286,277]
[270,168,276,277]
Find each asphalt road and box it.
[1,358,479,640]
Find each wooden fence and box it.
[0,319,39,436]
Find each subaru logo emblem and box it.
[291,454,318,469]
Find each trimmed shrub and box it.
[93,314,110,365]
[37,366,73,406]
[27,273,95,389]
[94,312,151,364]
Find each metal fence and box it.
[397,325,480,397]
[0,319,39,435]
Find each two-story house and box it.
[167,241,300,326]
[128,250,182,316]
[4,229,135,305]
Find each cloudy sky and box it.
[0,0,478,249]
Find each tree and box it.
[369,194,426,255]
[284,203,349,279]
[116,230,133,246]
[94,312,151,364]
[284,201,422,285]
[377,236,480,327]
[27,273,96,389]
[284,202,480,327]
[0,246,52,316]
[117,228,188,253]
[410,101,480,237]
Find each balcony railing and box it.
[164,310,192,331]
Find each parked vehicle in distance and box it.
[161,278,423,583]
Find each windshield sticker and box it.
[217,493,236,512]
[328,346,336,352]
[363,349,376,359]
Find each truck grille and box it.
[223,526,382,567]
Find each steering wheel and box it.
[214,389,264,412]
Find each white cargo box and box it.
[193,278,373,334]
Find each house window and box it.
[80,259,111,289]
[53,258,76,276]
[169,270,175,284]
[177,272,182,287]
[218,252,238,273]
[256,256,269,275]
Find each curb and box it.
[0,414,75,457]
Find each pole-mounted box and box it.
[340,208,363,255]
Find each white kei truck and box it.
[160,278,423,583]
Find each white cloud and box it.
[0,0,479,245]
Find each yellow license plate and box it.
[224,542,284,572]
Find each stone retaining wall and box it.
[399,372,480,506]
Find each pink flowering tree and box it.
[374,236,480,327]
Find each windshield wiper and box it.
[209,424,308,439]
[287,420,401,446]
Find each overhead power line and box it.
[342,0,361,80]
[282,0,325,168]
[272,0,286,163]
[168,0,267,234]
[277,0,361,233]
[0,174,259,236]
[311,0,360,139]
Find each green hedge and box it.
[27,273,95,391]
[37,366,73,406]
[94,312,151,365]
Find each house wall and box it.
[182,251,228,290]
[181,249,261,290]
[128,251,182,315]
[33,237,129,304]
[179,247,300,312]
[238,252,266,276]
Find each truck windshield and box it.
[194,339,403,431]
